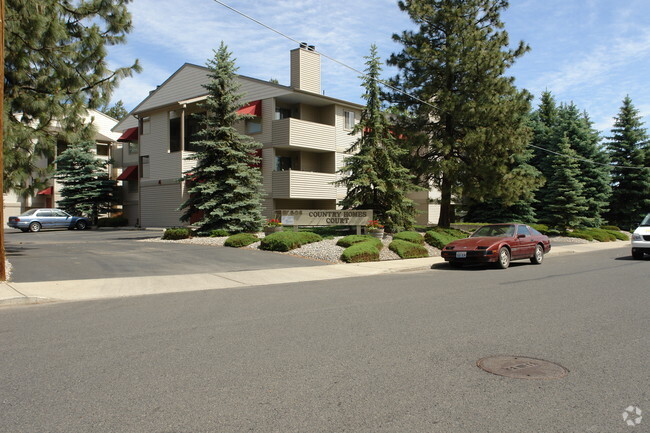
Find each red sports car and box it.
[440,223,551,269]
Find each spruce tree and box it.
[4,0,140,197]
[605,96,650,229]
[388,0,534,227]
[336,45,421,232]
[179,43,264,234]
[545,136,589,231]
[101,100,129,121]
[53,141,118,224]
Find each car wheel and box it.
[632,249,644,260]
[29,222,42,233]
[496,247,510,269]
[76,220,88,230]
[530,244,544,264]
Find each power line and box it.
[212,0,649,171]
[529,144,647,171]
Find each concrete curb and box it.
[0,241,630,307]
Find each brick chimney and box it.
[290,43,321,94]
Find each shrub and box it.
[224,233,258,247]
[97,216,129,227]
[425,230,466,249]
[601,225,621,231]
[162,227,192,240]
[431,226,468,238]
[604,229,628,241]
[392,231,425,245]
[389,239,429,259]
[300,225,355,238]
[336,235,383,250]
[210,229,230,237]
[259,231,322,252]
[567,228,619,242]
[566,231,593,241]
[341,241,381,263]
[546,229,562,237]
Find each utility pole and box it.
[0,0,6,281]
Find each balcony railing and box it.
[272,118,335,152]
[272,170,337,200]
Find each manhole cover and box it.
[477,356,568,380]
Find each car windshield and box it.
[640,213,650,226]
[471,225,516,238]
[21,209,38,216]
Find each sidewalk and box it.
[0,241,629,307]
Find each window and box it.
[128,142,138,154]
[275,156,293,171]
[96,144,110,156]
[246,118,262,134]
[127,180,138,194]
[274,108,292,120]
[169,111,181,152]
[139,155,150,179]
[344,111,355,130]
[517,225,531,237]
[37,210,53,217]
[140,116,151,135]
[53,210,68,217]
[185,112,204,152]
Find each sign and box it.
[277,209,373,226]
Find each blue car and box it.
[7,208,90,232]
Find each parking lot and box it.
[4,228,327,283]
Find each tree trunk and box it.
[437,176,452,228]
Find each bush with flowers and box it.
[365,220,384,231]
[265,218,282,227]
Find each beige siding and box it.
[272,170,336,199]
[335,105,360,153]
[290,48,321,94]
[135,65,211,114]
[272,118,335,151]
[300,151,335,173]
[140,183,183,227]
[140,109,182,181]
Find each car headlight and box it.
[632,233,643,241]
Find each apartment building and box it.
[113,45,440,228]
[3,109,120,222]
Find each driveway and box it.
[4,229,327,283]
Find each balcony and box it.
[272,118,335,152]
[272,170,337,200]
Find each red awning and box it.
[118,127,138,142]
[237,100,262,117]
[117,165,138,181]
[37,186,53,195]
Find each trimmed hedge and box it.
[259,231,322,252]
[97,216,129,227]
[601,225,621,231]
[567,228,627,242]
[389,239,429,259]
[341,241,381,263]
[425,230,467,249]
[162,227,192,240]
[336,235,382,250]
[530,224,549,235]
[224,233,258,248]
[210,229,230,237]
[605,229,629,241]
[392,231,425,245]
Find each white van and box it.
[631,213,650,259]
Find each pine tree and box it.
[545,136,589,231]
[388,0,534,227]
[555,104,610,227]
[179,43,264,234]
[53,141,118,224]
[605,96,650,229]
[336,45,421,232]
[4,0,140,197]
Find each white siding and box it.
[272,171,336,200]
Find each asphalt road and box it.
[0,245,647,432]
[4,229,327,282]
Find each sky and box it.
[107,0,650,134]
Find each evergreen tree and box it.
[605,96,650,229]
[529,91,560,223]
[388,0,534,227]
[336,45,421,232]
[545,136,589,231]
[4,0,140,197]
[53,141,118,224]
[179,43,264,234]
[101,100,129,121]
[555,104,610,227]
